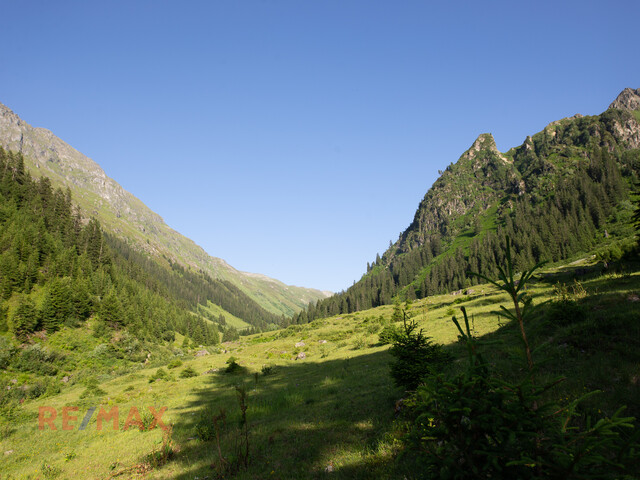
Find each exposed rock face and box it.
[461,133,510,165]
[609,87,640,111]
[607,88,640,148]
[608,113,640,149]
[395,132,520,253]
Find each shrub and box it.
[261,365,275,376]
[366,323,381,334]
[0,336,15,369]
[352,336,367,350]
[378,324,402,345]
[80,384,107,399]
[225,356,245,374]
[546,281,587,325]
[0,419,13,440]
[140,408,157,431]
[40,461,61,479]
[167,358,183,369]
[389,315,449,391]
[179,366,197,378]
[149,368,173,383]
[405,307,640,479]
[13,344,61,376]
[194,407,220,441]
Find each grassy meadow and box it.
[1,259,639,479]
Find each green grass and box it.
[1,260,639,479]
[199,300,250,331]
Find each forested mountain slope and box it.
[0,147,222,345]
[296,88,640,323]
[0,146,292,340]
[0,103,330,317]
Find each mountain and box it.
[297,88,640,322]
[0,103,330,318]
[609,87,640,112]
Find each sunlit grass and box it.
[2,266,639,479]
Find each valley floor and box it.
[2,259,640,479]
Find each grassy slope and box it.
[1,259,639,479]
[0,103,330,317]
[199,301,251,331]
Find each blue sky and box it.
[1,0,638,292]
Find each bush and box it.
[401,239,640,478]
[225,356,245,374]
[149,368,173,383]
[389,316,449,391]
[167,358,183,369]
[366,323,381,334]
[546,281,587,325]
[80,384,107,399]
[0,336,15,369]
[378,324,402,345]
[194,407,219,441]
[179,366,197,378]
[13,344,62,376]
[261,365,275,376]
[140,408,157,431]
[352,336,367,350]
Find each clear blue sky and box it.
[1,0,638,292]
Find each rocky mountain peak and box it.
[609,87,640,111]
[462,133,510,164]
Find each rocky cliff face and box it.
[392,133,520,255]
[0,102,330,316]
[606,88,640,149]
[609,87,640,111]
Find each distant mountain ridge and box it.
[0,102,330,318]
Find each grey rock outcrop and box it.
[609,87,640,111]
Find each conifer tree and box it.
[10,296,38,339]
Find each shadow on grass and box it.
[140,263,640,478]
[162,349,403,479]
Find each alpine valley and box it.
[0,102,331,323]
[0,89,639,480]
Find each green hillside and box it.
[198,300,250,332]
[1,255,638,478]
[0,102,330,318]
[296,89,640,323]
